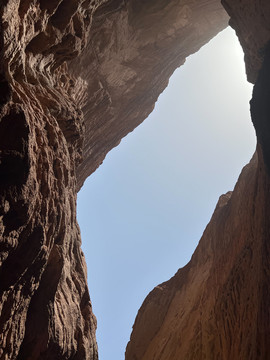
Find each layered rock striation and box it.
[0,1,100,359]
[69,0,229,189]
[1,0,270,359]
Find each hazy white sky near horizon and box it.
[77,27,256,360]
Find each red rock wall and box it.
[69,0,229,190]
[0,0,228,359]
[126,1,270,359]
[1,0,270,359]
[0,1,101,358]
[126,147,270,359]
[222,0,270,83]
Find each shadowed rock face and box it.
[0,1,100,359]
[222,0,270,84]
[0,0,269,359]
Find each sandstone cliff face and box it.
[0,0,229,359]
[0,1,100,359]
[222,0,270,83]
[1,0,270,359]
[69,0,229,190]
[126,1,270,359]
[126,148,270,359]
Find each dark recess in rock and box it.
[251,41,270,172]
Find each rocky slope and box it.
[0,0,229,359]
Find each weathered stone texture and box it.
[222,0,270,83]
[126,148,270,360]
[1,0,270,359]
[0,1,101,358]
[126,1,270,358]
[71,0,229,189]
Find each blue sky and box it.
[77,27,255,360]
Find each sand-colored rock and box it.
[126,148,270,359]
[0,1,100,358]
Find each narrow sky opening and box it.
[77,27,255,360]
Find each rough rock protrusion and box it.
[222,0,270,83]
[70,0,229,189]
[0,1,100,358]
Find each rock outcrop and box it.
[0,1,100,359]
[1,0,270,359]
[69,0,229,189]
[222,0,270,84]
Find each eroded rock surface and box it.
[0,0,228,359]
[1,0,270,359]
[222,0,270,83]
[0,1,101,359]
[126,1,270,358]
[126,148,270,360]
[69,0,229,189]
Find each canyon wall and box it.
[126,148,270,360]
[0,0,270,359]
[126,1,270,359]
[68,0,229,189]
[0,0,228,359]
